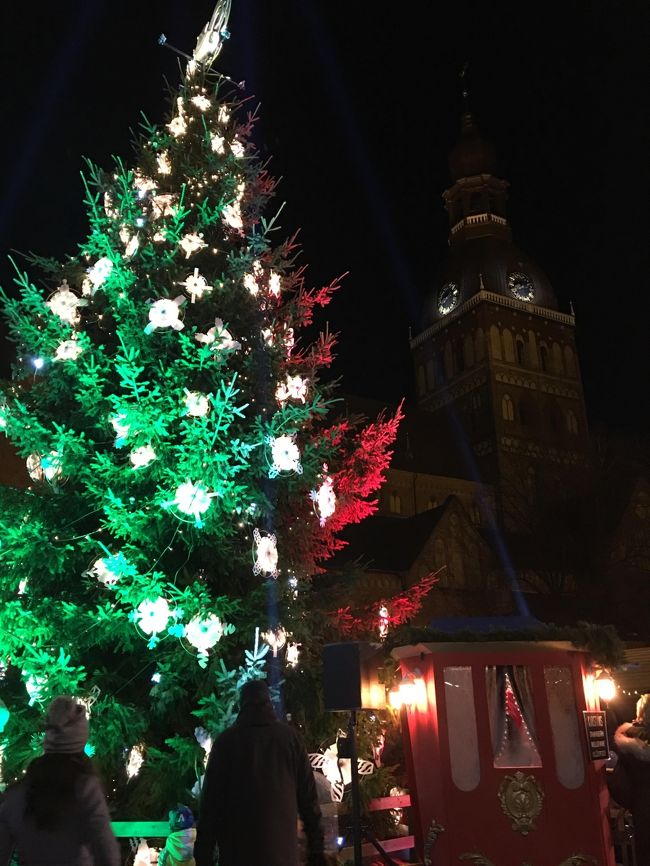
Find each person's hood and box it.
[615,722,650,762]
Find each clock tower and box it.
[410,110,589,527]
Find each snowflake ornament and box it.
[47,280,86,324]
[243,260,263,295]
[133,172,157,196]
[135,597,171,638]
[268,271,282,297]
[166,481,214,527]
[195,318,241,351]
[151,193,176,219]
[268,434,302,478]
[276,375,308,405]
[230,138,245,158]
[129,444,156,469]
[183,390,210,417]
[311,474,337,526]
[378,604,390,639]
[218,105,231,124]
[87,257,114,289]
[253,528,278,577]
[184,615,229,666]
[222,182,246,231]
[26,451,62,484]
[87,557,120,587]
[180,267,212,302]
[55,338,83,361]
[309,742,374,802]
[144,296,185,334]
[124,235,139,258]
[179,232,207,259]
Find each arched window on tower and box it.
[516,336,526,367]
[490,325,502,360]
[444,342,454,380]
[464,334,475,369]
[417,365,426,395]
[564,345,577,378]
[502,394,515,422]
[455,340,465,374]
[426,359,435,390]
[502,329,515,363]
[389,492,402,514]
[519,397,527,426]
[552,343,564,375]
[475,328,486,361]
[539,344,549,373]
[566,409,579,434]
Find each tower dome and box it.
[448,112,497,181]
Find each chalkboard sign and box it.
[583,710,609,761]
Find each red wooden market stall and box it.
[392,641,615,866]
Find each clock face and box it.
[438,281,459,315]
[508,271,534,302]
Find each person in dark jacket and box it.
[614,693,650,866]
[0,695,120,866]
[194,679,326,866]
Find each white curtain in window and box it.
[544,666,585,789]
[485,665,542,768]
[444,666,480,791]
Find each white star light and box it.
[180,267,212,302]
[88,557,119,587]
[151,193,176,219]
[26,451,62,483]
[179,232,207,259]
[222,182,246,231]
[55,339,83,361]
[167,115,187,137]
[157,151,172,175]
[133,172,157,195]
[231,138,245,158]
[286,643,301,668]
[191,94,211,111]
[378,604,390,639]
[268,271,282,297]
[211,134,225,154]
[135,597,171,636]
[145,297,185,334]
[269,434,302,477]
[129,444,156,469]
[47,280,86,324]
[253,528,279,577]
[218,105,231,125]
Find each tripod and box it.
[340,711,399,866]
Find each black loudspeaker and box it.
[322,641,386,711]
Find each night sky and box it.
[1,2,648,433]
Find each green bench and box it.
[111,822,169,838]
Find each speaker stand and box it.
[345,711,399,866]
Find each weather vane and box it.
[158,0,233,72]
[460,61,470,106]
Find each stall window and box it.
[544,666,585,789]
[485,666,542,767]
[444,666,480,790]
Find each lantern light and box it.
[596,674,617,703]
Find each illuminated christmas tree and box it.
[0,6,400,813]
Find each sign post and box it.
[583,710,609,761]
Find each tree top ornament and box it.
[158,1,234,75]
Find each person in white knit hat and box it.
[0,695,120,866]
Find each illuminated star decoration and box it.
[261,626,287,657]
[26,451,62,484]
[167,113,187,138]
[151,192,176,219]
[311,474,336,526]
[243,260,263,295]
[377,604,390,639]
[47,280,87,324]
[165,481,215,527]
[157,151,172,175]
[252,528,278,577]
[286,642,301,668]
[211,133,225,154]
[276,374,308,405]
[144,296,186,334]
[268,434,302,478]
[180,267,212,303]
[191,94,212,112]
[309,742,374,802]
[222,182,245,231]
[268,271,281,297]
[179,232,207,258]
[194,726,213,766]
[195,317,241,351]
